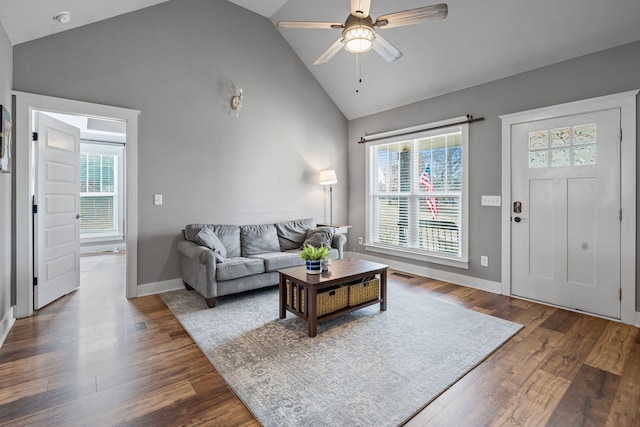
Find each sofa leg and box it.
[183,281,194,291]
[205,297,217,308]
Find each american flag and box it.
[420,163,439,219]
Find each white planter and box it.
[306,260,323,274]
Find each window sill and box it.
[364,243,469,269]
[81,234,124,243]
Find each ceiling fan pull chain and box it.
[356,53,362,93]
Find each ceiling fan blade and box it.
[277,21,343,29]
[375,3,448,29]
[372,33,402,63]
[351,0,372,18]
[313,37,346,65]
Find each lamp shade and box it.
[319,169,338,185]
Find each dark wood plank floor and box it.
[0,254,638,426]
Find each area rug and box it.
[161,283,522,427]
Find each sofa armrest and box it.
[177,240,218,298]
[177,240,217,262]
[331,233,346,259]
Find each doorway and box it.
[510,108,621,318]
[13,91,140,318]
[33,111,127,309]
[500,90,638,324]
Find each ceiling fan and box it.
[277,0,448,65]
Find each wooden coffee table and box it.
[278,258,388,337]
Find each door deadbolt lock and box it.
[513,201,522,214]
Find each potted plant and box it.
[299,244,330,274]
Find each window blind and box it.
[369,125,465,260]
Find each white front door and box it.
[511,108,621,319]
[34,113,81,309]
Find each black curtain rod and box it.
[358,115,485,144]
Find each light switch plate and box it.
[154,194,163,205]
[481,195,501,206]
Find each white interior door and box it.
[34,112,81,309]
[511,108,621,319]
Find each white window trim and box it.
[80,141,125,242]
[365,116,469,269]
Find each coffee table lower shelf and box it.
[278,259,388,337]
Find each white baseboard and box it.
[0,306,16,349]
[350,251,502,295]
[136,278,184,297]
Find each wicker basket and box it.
[317,286,349,317]
[285,281,348,316]
[286,280,305,312]
[348,278,380,306]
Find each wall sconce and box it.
[231,85,243,118]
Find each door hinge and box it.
[619,128,622,142]
[619,208,622,221]
[32,132,38,141]
[619,288,622,301]
[32,204,38,214]
[33,277,38,287]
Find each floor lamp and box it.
[320,169,338,225]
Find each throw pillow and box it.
[302,227,335,249]
[275,218,317,251]
[195,228,227,262]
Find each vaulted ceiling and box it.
[2,0,640,119]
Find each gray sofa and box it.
[177,218,345,307]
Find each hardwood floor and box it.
[0,254,638,426]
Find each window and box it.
[367,119,468,268]
[80,142,124,241]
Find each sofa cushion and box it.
[302,226,335,249]
[216,257,265,281]
[211,225,242,258]
[240,224,280,256]
[248,252,305,272]
[185,224,242,258]
[195,228,227,262]
[275,218,317,251]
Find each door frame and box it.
[500,89,638,325]
[13,91,140,318]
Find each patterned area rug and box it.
[161,282,522,427]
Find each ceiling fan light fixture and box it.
[343,25,374,53]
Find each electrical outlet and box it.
[481,195,501,206]
[480,256,489,267]
[358,237,363,245]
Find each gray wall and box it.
[0,23,12,330]
[13,0,348,286]
[349,40,640,309]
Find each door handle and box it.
[76,214,82,219]
[514,216,528,223]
